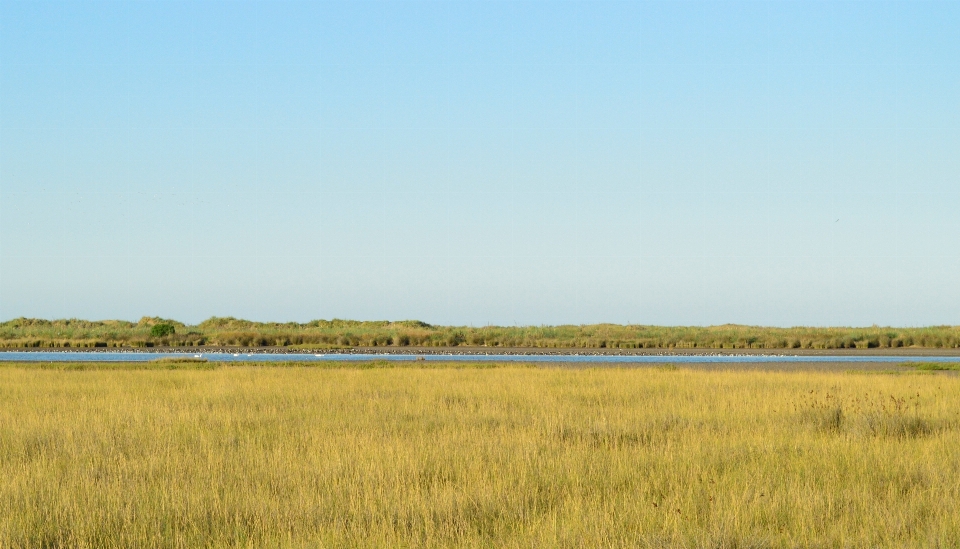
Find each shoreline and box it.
[0,359,955,375]
[2,346,959,357]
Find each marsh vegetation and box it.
[1,364,958,547]
[3,317,960,350]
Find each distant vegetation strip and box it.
[906,362,960,371]
[0,360,529,371]
[2,317,960,350]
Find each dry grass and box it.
[1,364,958,548]
[151,357,210,364]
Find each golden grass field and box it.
[1,363,958,548]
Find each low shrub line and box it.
[3,317,960,350]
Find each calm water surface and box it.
[0,352,958,364]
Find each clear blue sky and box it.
[1,1,957,327]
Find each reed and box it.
[2,317,960,350]
[0,365,958,547]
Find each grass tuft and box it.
[151,356,209,364]
[905,362,960,371]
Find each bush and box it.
[151,324,176,338]
[446,331,466,346]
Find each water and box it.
[0,352,957,364]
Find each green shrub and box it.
[150,324,176,338]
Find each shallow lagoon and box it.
[1,351,958,364]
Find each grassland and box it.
[1,363,959,548]
[2,316,960,350]
[907,362,960,371]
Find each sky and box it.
[1,1,958,327]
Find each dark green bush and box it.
[150,324,176,338]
